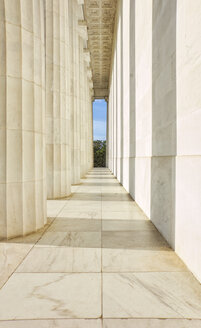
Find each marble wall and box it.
[135,0,152,218]
[108,0,201,282]
[0,0,93,238]
[175,0,201,282]
[108,0,136,197]
[151,0,177,247]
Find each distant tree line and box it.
[93,140,106,167]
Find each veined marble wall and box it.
[108,0,135,196]
[108,0,201,282]
[175,0,201,282]
[135,0,152,218]
[0,0,93,238]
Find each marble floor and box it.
[0,168,201,327]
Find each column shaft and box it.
[0,0,46,238]
[46,0,71,199]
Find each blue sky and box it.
[93,99,107,140]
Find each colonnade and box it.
[1,0,200,286]
[108,0,201,282]
[0,0,93,239]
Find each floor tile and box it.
[0,273,101,319]
[102,201,137,211]
[71,186,80,193]
[102,249,187,272]
[103,319,201,328]
[102,230,170,250]
[102,219,156,231]
[1,168,201,323]
[58,209,101,220]
[101,187,127,194]
[36,231,101,248]
[0,319,102,328]
[102,210,147,221]
[63,200,101,208]
[0,243,32,288]
[47,201,67,218]
[78,187,102,193]
[98,179,120,184]
[69,193,101,201]
[48,218,101,232]
[102,193,133,201]
[103,272,201,318]
[17,246,101,272]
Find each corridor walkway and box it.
[0,168,201,327]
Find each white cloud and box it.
[93,120,106,140]
[94,99,105,103]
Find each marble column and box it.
[68,0,74,185]
[86,81,93,173]
[87,80,93,172]
[80,50,86,178]
[0,0,46,239]
[83,54,93,173]
[70,0,81,185]
[81,63,93,176]
[45,0,71,199]
[89,86,94,171]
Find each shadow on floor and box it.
[67,192,133,201]
[1,218,171,251]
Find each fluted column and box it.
[70,0,76,185]
[68,0,93,182]
[68,0,74,185]
[89,93,93,170]
[85,73,90,174]
[86,79,93,172]
[73,0,81,185]
[80,43,86,177]
[45,0,71,199]
[0,0,46,239]
[78,11,93,176]
[80,58,93,175]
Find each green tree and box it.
[93,140,106,167]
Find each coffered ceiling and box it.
[83,0,117,98]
